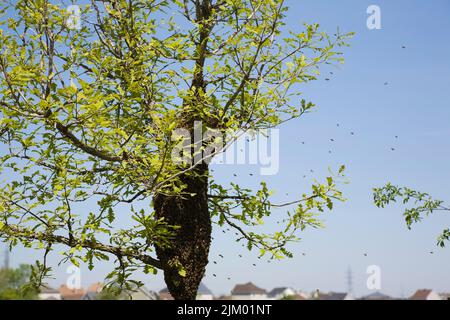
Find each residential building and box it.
[410,289,442,300]
[82,282,103,300]
[159,287,174,300]
[38,286,61,300]
[439,293,450,300]
[87,282,103,294]
[214,295,232,300]
[231,282,268,300]
[360,292,393,300]
[316,292,354,300]
[59,284,85,300]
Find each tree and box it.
[0,0,352,299]
[373,184,450,247]
[0,264,38,299]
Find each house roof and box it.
[231,282,267,295]
[87,282,103,293]
[361,292,392,300]
[319,292,349,300]
[59,284,86,300]
[410,289,433,300]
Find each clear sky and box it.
[3,0,450,298]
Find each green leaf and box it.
[107,208,115,224]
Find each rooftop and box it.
[231,282,267,295]
[410,289,433,300]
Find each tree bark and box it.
[153,1,214,300]
[153,164,211,300]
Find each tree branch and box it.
[1,224,163,269]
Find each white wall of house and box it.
[197,294,214,300]
[426,292,443,300]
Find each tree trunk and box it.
[153,164,211,300]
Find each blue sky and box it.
[3,0,450,297]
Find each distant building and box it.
[159,287,174,300]
[214,295,232,300]
[439,293,450,301]
[81,282,158,300]
[87,282,103,294]
[59,284,85,300]
[410,289,442,300]
[268,287,297,300]
[317,292,354,300]
[38,286,61,300]
[231,282,268,300]
[82,282,103,300]
[197,283,214,300]
[360,292,393,300]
